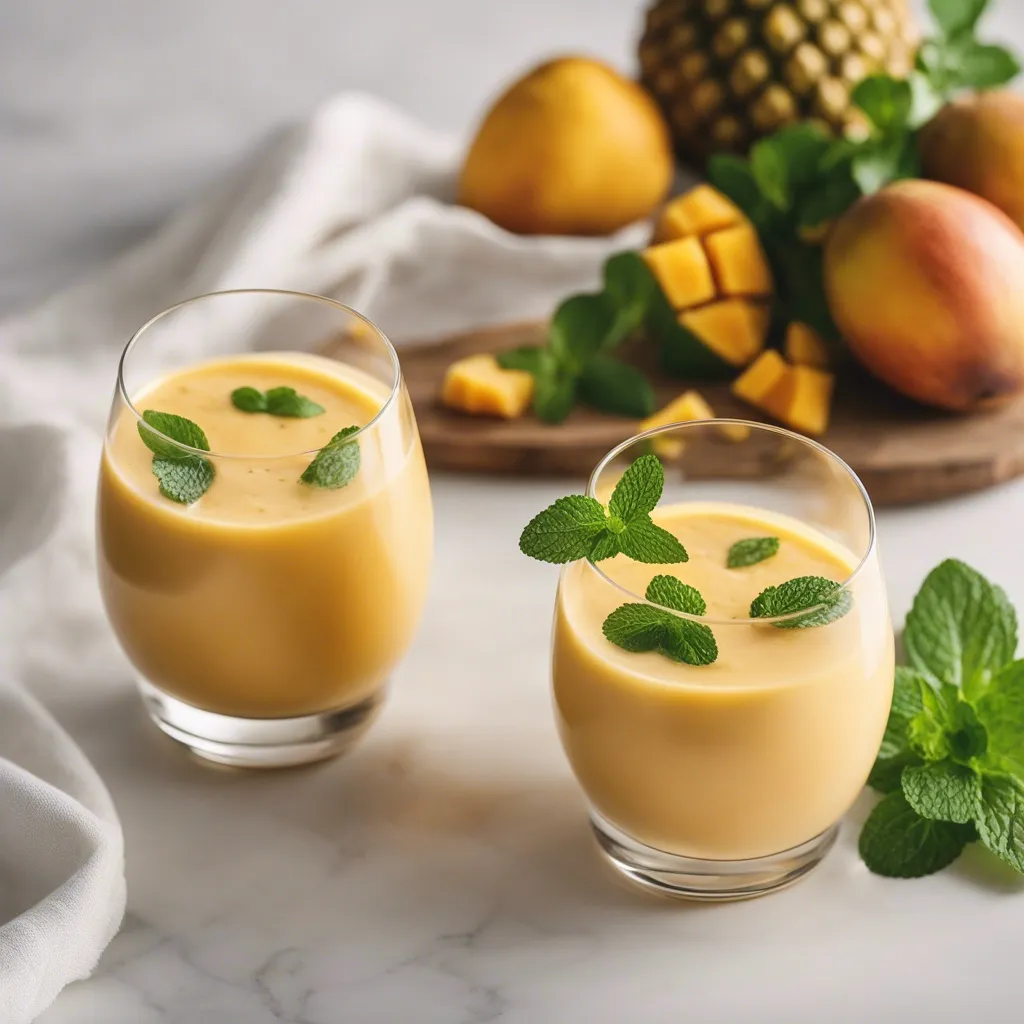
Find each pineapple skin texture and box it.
[639,0,918,164]
[459,56,674,235]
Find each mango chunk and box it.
[784,321,830,369]
[655,184,745,242]
[704,223,773,297]
[640,388,716,458]
[642,237,717,310]
[731,350,791,418]
[679,299,769,367]
[773,365,835,436]
[441,354,534,419]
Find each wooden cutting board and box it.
[329,321,1024,505]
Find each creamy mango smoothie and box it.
[98,350,432,723]
[553,501,894,863]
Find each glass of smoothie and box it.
[98,290,433,768]
[552,421,894,900]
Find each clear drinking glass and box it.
[97,290,433,768]
[552,420,894,900]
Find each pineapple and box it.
[639,0,918,164]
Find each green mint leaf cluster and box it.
[231,385,325,418]
[519,454,687,565]
[497,253,658,424]
[749,575,852,629]
[137,410,214,504]
[299,426,361,490]
[860,558,1024,880]
[727,536,779,569]
[602,574,718,667]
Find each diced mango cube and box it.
[441,354,534,419]
[731,350,791,418]
[774,365,835,436]
[654,184,745,242]
[642,237,717,310]
[784,321,830,369]
[679,299,770,367]
[640,389,716,458]
[704,223,773,297]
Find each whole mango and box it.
[919,91,1024,234]
[824,180,1024,412]
[458,56,673,236]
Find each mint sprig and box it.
[299,426,360,489]
[727,536,779,569]
[519,454,687,565]
[602,575,718,667]
[137,410,214,504]
[860,557,1024,880]
[749,575,852,629]
[231,385,325,418]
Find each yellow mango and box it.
[784,322,830,369]
[642,237,717,310]
[679,299,769,367]
[441,354,534,419]
[731,349,791,418]
[704,223,773,297]
[773,365,835,436]
[640,388,715,457]
[654,184,745,242]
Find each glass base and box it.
[138,680,385,769]
[591,813,838,902]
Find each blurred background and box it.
[2,0,1020,316]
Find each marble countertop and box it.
[4,0,1024,1020]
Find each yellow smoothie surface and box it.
[98,352,432,718]
[553,502,894,861]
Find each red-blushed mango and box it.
[919,91,1024,235]
[824,180,1024,412]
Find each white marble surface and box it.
[4,0,1024,1020]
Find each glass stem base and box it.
[591,813,838,902]
[138,680,384,769]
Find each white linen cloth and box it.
[0,93,647,1019]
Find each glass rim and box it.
[116,288,402,460]
[582,418,878,628]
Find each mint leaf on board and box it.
[549,293,613,373]
[533,357,578,425]
[749,575,852,629]
[137,410,214,504]
[928,0,988,38]
[602,577,718,666]
[518,495,609,564]
[869,667,927,792]
[975,660,1024,776]
[617,517,689,565]
[902,760,981,824]
[138,410,210,459]
[299,425,360,490]
[974,773,1024,873]
[859,790,975,878]
[903,559,1018,700]
[608,453,664,523]
[497,346,546,375]
[230,386,267,413]
[646,574,706,615]
[727,536,779,569]
[578,356,655,419]
[602,251,658,349]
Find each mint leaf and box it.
[750,137,790,211]
[519,495,608,564]
[903,559,1018,700]
[974,773,1024,873]
[727,537,779,569]
[909,680,988,763]
[608,453,664,523]
[946,39,1021,89]
[859,790,974,878]
[152,455,214,505]
[869,752,925,795]
[578,356,655,419]
[706,154,769,227]
[265,387,325,418]
[588,532,621,562]
[618,517,689,564]
[299,425,360,490]
[851,75,913,131]
[230,386,267,413]
[850,135,920,195]
[749,576,852,629]
[533,354,577,424]
[497,346,546,374]
[549,293,613,372]
[602,596,718,667]
[869,667,927,792]
[797,170,861,229]
[138,410,214,504]
[975,659,1024,776]
[646,574,705,615]
[603,252,658,349]
[928,0,987,37]
[138,410,210,459]
[902,760,981,824]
